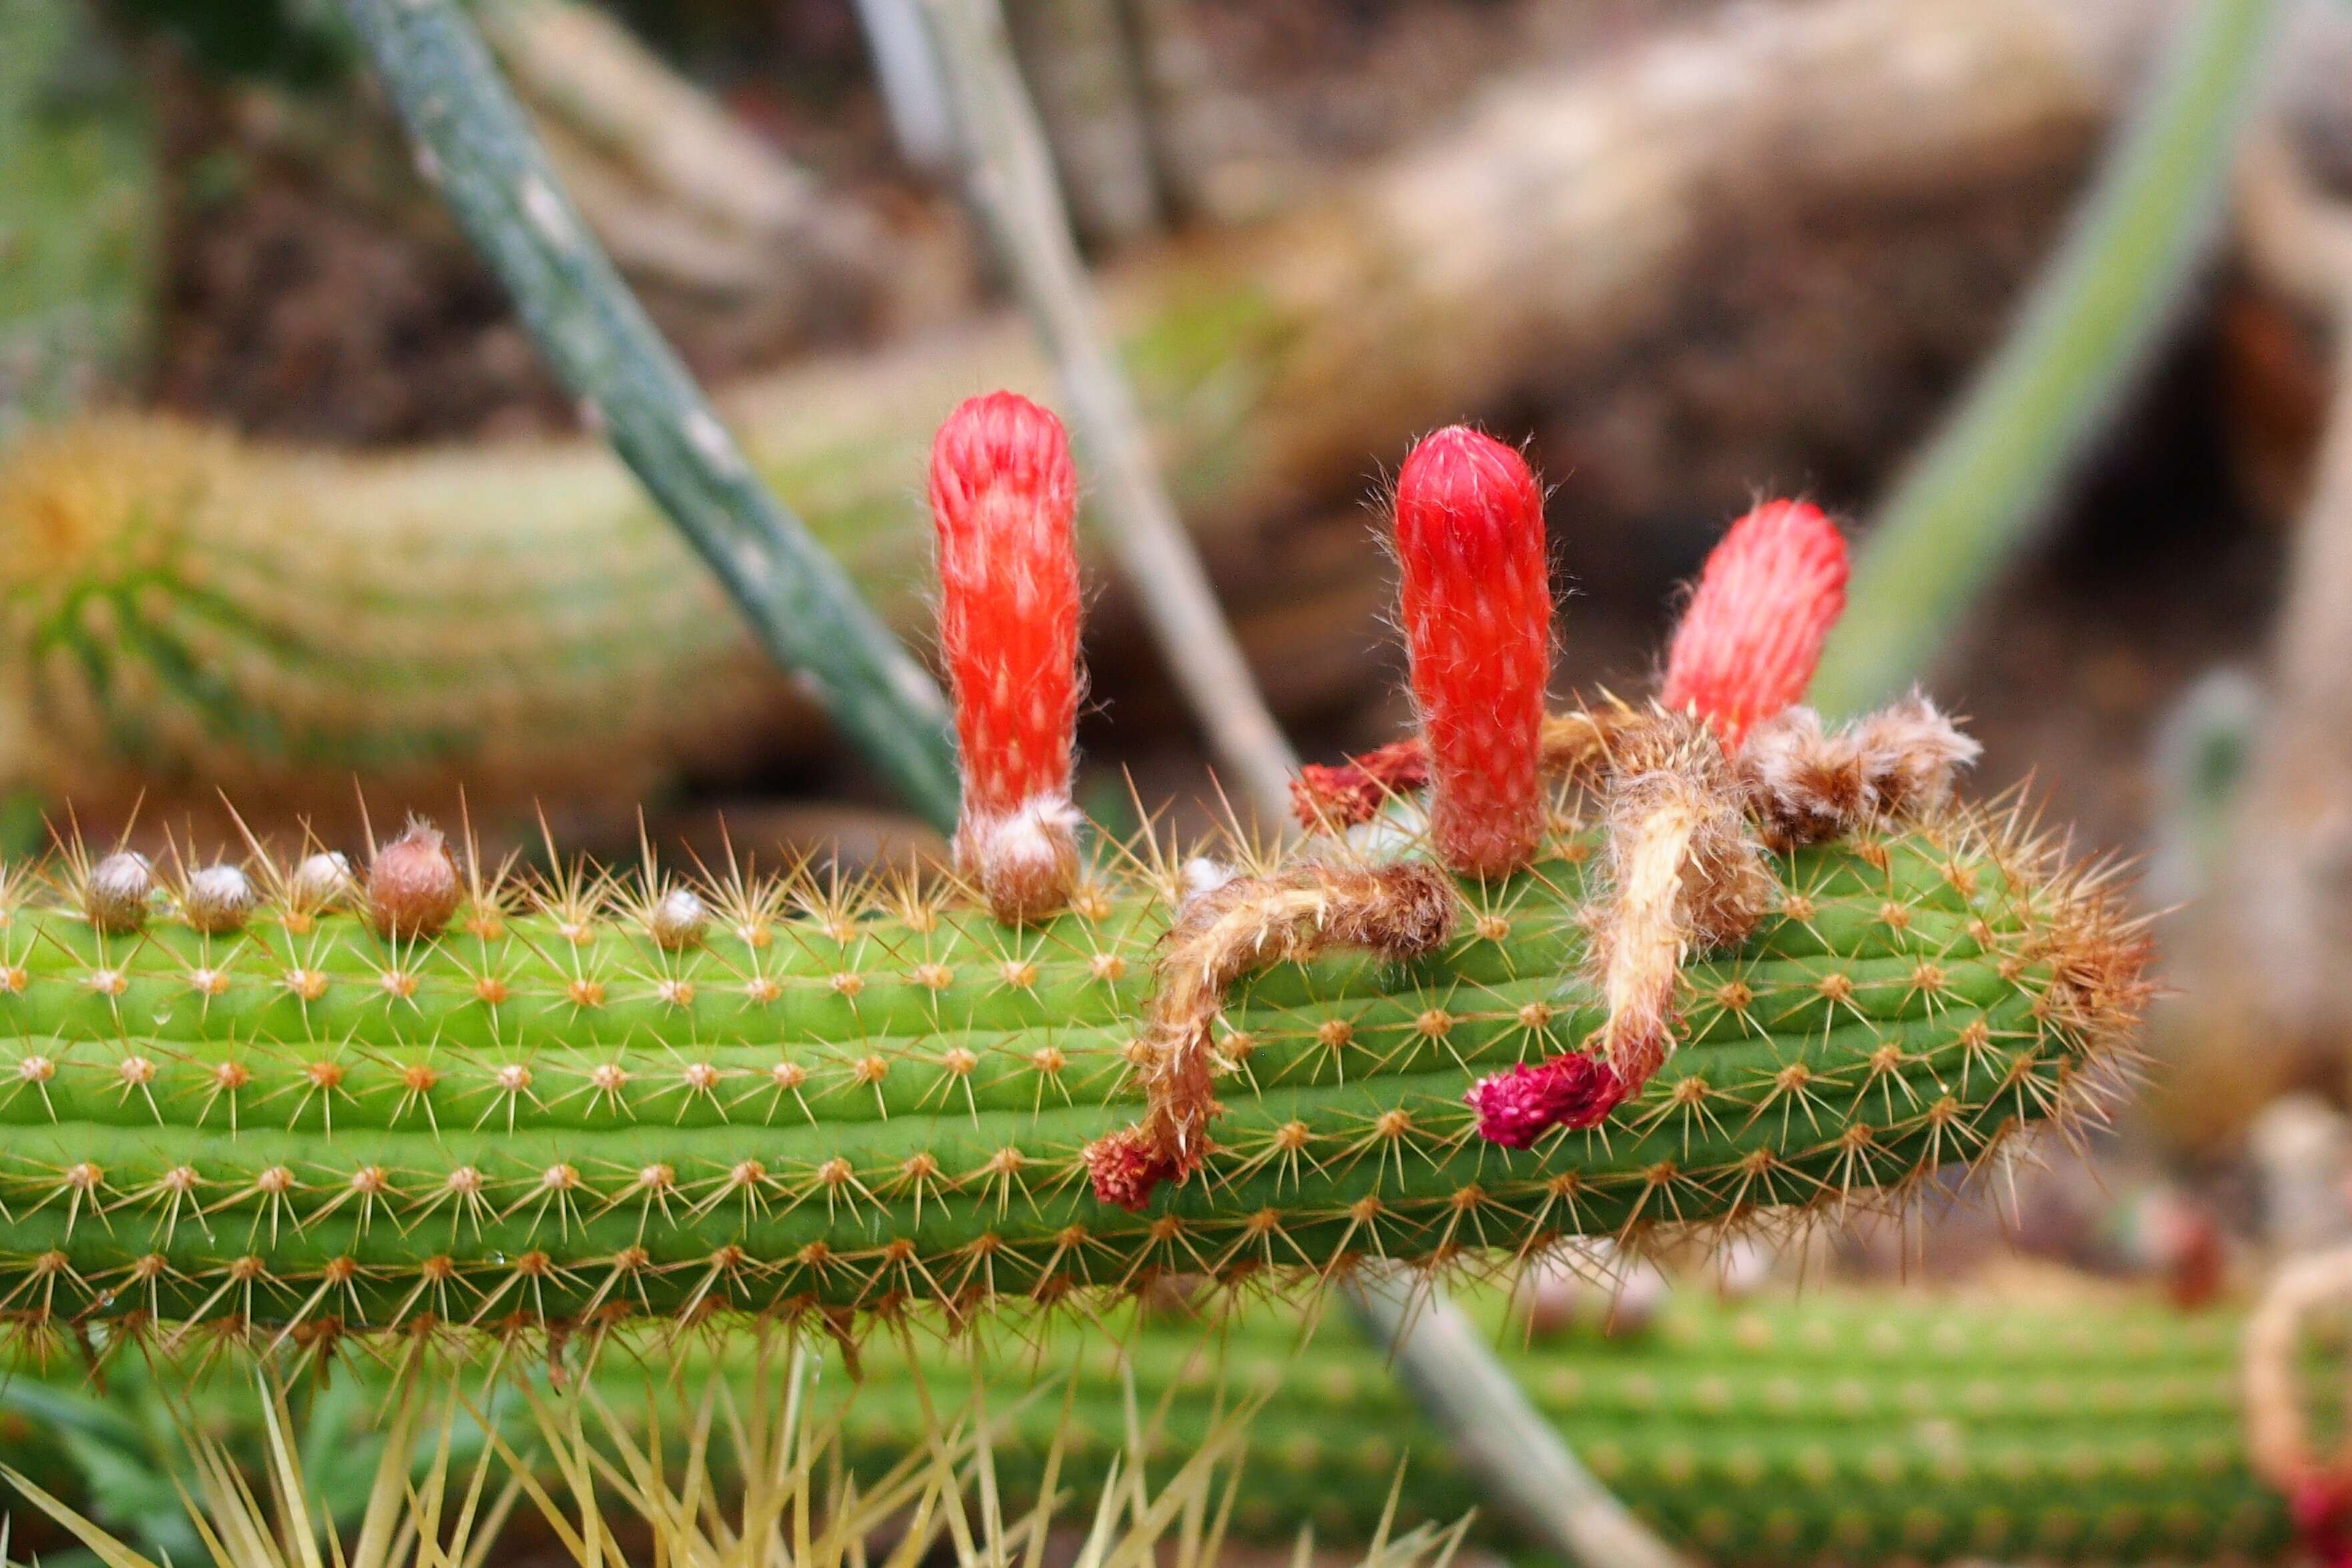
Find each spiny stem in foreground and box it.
[0,793,2138,1345]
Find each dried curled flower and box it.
[1084,1127,1181,1214]
[1289,738,1431,830]
[1393,427,1552,876]
[931,391,1084,923]
[1465,1053,1625,1148]
[1661,499,1848,749]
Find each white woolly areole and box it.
[290,851,355,908]
[184,864,257,931]
[959,793,1082,923]
[969,794,1082,873]
[1179,856,1236,908]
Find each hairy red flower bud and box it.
[1661,499,1848,749]
[367,820,461,940]
[930,392,1084,921]
[1393,427,1552,876]
[1465,1053,1625,1148]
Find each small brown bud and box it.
[84,852,152,933]
[367,822,461,939]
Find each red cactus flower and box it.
[1465,1053,1625,1148]
[1393,427,1552,876]
[1661,499,1848,749]
[1290,738,1432,830]
[931,392,1084,919]
[1084,1127,1180,1212]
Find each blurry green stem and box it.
[336,0,962,828]
[1811,0,2285,714]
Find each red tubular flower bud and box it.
[930,392,1084,922]
[1393,427,1552,877]
[1660,499,1849,749]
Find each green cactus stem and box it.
[2,1285,2294,1565]
[811,1289,2291,1565]
[0,789,2138,1343]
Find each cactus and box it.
[0,797,2130,1342]
[2,1286,2299,1565]
[814,1290,2295,1565]
[0,413,2144,1347]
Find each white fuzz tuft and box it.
[291,851,356,910]
[84,851,152,933]
[182,864,256,933]
[956,794,1082,925]
[1179,857,1236,908]
[649,886,710,951]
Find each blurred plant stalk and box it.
[4,0,2186,834]
[1815,0,2288,713]
[336,0,963,827]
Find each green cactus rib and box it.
[1,1288,2292,1565]
[0,809,2132,1336]
[807,1292,2293,1565]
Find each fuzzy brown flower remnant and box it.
[1587,709,1774,1086]
[1089,860,1457,1212]
[1736,695,1981,850]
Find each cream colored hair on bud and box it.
[83,850,152,934]
[181,863,256,934]
[648,886,710,951]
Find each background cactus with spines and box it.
[0,795,2132,1340]
[2,1286,2299,1564]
